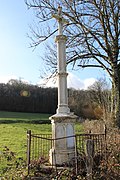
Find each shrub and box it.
[92,128,120,179]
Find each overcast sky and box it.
[0,0,109,89]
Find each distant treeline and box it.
[0,79,110,119]
[0,80,57,114]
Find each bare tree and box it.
[25,0,120,127]
[88,78,111,122]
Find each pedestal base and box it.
[49,148,75,165]
[49,113,77,165]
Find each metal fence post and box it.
[75,135,78,175]
[27,130,31,175]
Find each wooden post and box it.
[86,139,94,180]
[27,130,31,175]
[104,124,107,160]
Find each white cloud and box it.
[67,72,85,89]
[0,75,29,84]
[38,72,96,90]
[0,75,18,84]
[84,78,96,89]
[0,73,96,89]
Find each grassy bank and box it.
[0,111,51,124]
[0,111,83,176]
[0,111,83,155]
[0,111,52,176]
[0,111,51,156]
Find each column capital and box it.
[55,35,67,42]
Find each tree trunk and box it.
[116,65,120,128]
[111,64,120,128]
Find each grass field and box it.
[0,111,83,155]
[0,111,51,156]
[0,111,83,176]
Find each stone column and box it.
[56,35,70,114]
[49,6,77,165]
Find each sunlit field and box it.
[0,111,83,157]
[0,111,51,157]
[0,111,83,176]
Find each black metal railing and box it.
[27,130,107,173]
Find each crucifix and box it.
[53,6,68,35]
[49,6,77,165]
[53,6,70,114]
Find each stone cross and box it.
[53,6,70,114]
[53,6,68,35]
[49,6,77,166]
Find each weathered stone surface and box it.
[49,7,78,165]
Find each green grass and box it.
[0,111,51,124]
[0,111,52,175]
[0,111,51,155]
[0,111,51,120]
[0,111,83,176]
[0,111,83,155]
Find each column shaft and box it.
[55,35,70,114]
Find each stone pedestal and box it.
[49,113,77,165]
